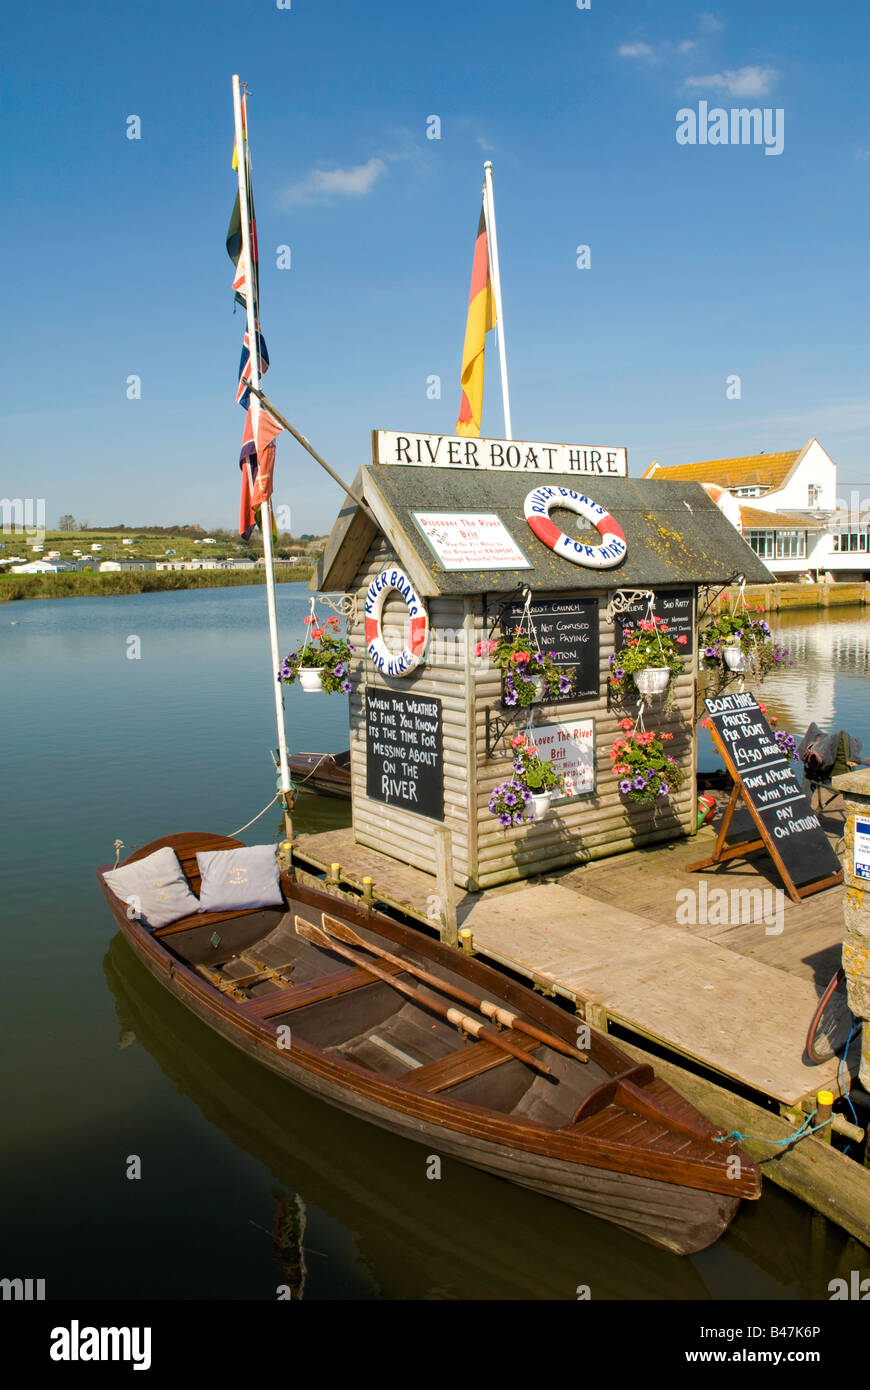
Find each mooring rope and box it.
[713,1107,832,1151]
[225,793,281,837]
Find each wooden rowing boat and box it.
[97,831,761,1254]
[103,933,717,1297]
[287,749,351,799]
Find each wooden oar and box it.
[321,913,589,1064]
[294,916,552,1078]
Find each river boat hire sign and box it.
[373,430,628,477]
[532,719,596,797]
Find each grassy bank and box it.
[0,567,314,603]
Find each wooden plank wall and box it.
[345,539,698,891]
[347,536,476,887]
[469,593,698,889]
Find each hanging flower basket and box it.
[634,666,671,697]
[611,720,684,806]
[699,605,792,692]
[298,667,326,692]
[608,616,686,706]
[722,645,747,672]
[280,614,354,696]
[477,627,570,708]
[487,733,563,826]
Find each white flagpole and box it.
[232,74,293,833]
[483,160,512,440]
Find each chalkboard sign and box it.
[365,690,444,821]
[688,690,842,901]
[614,589,694,654]
[501,596,600,704]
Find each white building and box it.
[644,439,868,579]
[10,560,60,573]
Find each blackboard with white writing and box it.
[365,690,444,820]
[502,596,600,704]
[704,691,841,887]
[614,588,694,654]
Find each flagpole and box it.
[232,74,293,840]
[482,160,512,440]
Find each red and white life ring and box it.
[524,486,627,569]
[364,568,429,676]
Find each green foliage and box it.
[0,569,312,602]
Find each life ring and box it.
[364,568,429,676]
[524,486,627,569]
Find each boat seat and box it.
[239,959,406,1021]
[400,1031,540,1094]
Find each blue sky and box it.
[3,0,868,533]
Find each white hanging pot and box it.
[634,666,670,697]
[530,791,552,819]
[532,676,548,702]
[723,645,747,672]
[298,667,326,692]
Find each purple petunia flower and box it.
[333,662,345,677]
[513,812,524,825]
[504,790,517,806]
[499,812,511,827]
[705,646,716,657]
[658,783,669,796]
[558,676,572,693]
[615,668,626,679]
[505,691,518,706]
[522,788,532,802]
[619,779,632,793]
[341,679,352,693]
[633,775,646,790]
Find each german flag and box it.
[456,201,496,437]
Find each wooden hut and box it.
[314,440,770,890]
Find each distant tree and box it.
[58,514,77,531]
[79,519,91,531]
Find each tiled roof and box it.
[739,504,826,530]
[643,449,802,490]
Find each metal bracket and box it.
[317,592,358,624]
[604,588,654,625]
[485,704,527,759]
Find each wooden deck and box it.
[293,796,853,1108]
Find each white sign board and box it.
[374,430,628,478]
[411,511,532,571]
[531,718,596,798]
[855,817,870,882]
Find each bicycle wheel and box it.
[805,968,854,1064]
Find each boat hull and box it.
[98,838,757,1256]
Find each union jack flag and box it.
[235,326,270,408]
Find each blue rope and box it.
[713,1109,832,1148]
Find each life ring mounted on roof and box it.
[524,486,627,570]
[364,568,429,677]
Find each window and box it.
[833,530,869,553]
[746,529,805,559]
[808,484,822,507]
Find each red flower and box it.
[618,718,634,730]
[676,634,688,645]
[327,616,341,627]
[311,627,325,639]
[303,615,315,625]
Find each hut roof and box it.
[315,466,773,596]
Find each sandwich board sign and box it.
[687,691,843,903]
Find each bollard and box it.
[326,862,341,888]
[459,928,474,955]
[361,876,374,905]
[815,1089,834,1143]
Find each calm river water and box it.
[1,586,868,1299]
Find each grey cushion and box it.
[103,847,201,930]
[196,844,283,912]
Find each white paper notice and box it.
[411,511,532,571]
[530,719,596,798]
